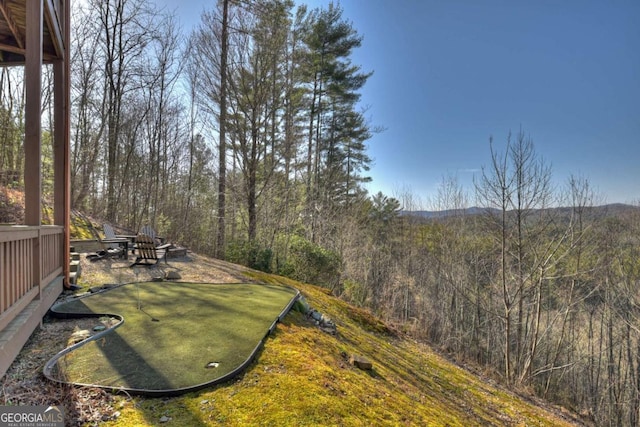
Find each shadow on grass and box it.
[44,282,299,398]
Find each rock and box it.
[305,307,337,334]
[165,271,181,280]
[159,415,171,423]
[104,317,120,327]
[69,329,91,344]
[349,354,373,371]
[320,316,336,333]
[320,314,334,327]
[320,326,337,335]
[310,310,323,322]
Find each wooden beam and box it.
[0,0,25,50]
[44,0,64,58]
[63,0,70,287]
[53,53,70,285]
[0,48,64,65]
[0,49,24,64]
[24,0,43,226]
[52,0,70,287]
[0,42,24,56]
[53,60,64,223]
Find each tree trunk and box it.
[216,0,229,259]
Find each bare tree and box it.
[476,130,553,385]
[69,4,106,211]
[137,12,183,229]
[0,68,25,186]
[215,0,230,259]
[91,0,158,221]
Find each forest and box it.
[1,0,640,425]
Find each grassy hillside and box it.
[97,271,581,426]
[0,198,582,425]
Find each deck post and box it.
[24,0,43,227]
[0,0,70,379]
[53,36,70,286]
[25,0,44,294]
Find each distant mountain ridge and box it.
[404,203,639,219]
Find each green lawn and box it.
[46,282,298,394]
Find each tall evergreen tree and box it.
[301,2,372,240]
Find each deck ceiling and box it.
[0,0,66,64]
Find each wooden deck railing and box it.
[40,226,64,286]
[0,225,64,331]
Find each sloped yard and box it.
[1,252,583,426]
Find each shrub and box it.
[225,240,273,273]
[278,235,341,290]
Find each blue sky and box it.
[162,0,640,206]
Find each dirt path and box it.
[78,251,248,285]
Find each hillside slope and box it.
[0,194,584,425]
[95,268,582,426]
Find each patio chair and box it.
[131,233,172,266]
[104,223,136,256]
[103,224,119,248]
[140,224,165,244]
[86,224,124,261]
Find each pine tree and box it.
[301,2,372,239]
